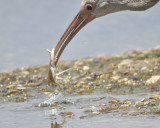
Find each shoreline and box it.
[1,48,160,116]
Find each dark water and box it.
[0,0,160,72]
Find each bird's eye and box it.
[86,4,93,10]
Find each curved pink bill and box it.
[54,8,95,66]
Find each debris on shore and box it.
[1,48,160,117]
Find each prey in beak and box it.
[47,48,71,86]
[54,4,96,66]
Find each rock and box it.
[118,59,133,68]
[22,71,30,75]
[67,89,73,94]
[106,84,113,90]
[146,75,160,85]
[67,111,73,116]
[76,81,86,88]
[27,82,42,87]
[7,90,19,95]
[151,107,160,114]
[135,101,144,106]
[123,100,132,107]
[44,92,53,97]
[74,60,84,67]
[144,100,157,106]
[92,111,100,114]
[141,67,147,71]
[16,86,27,90]
[111,76,120,81]
[100,74,110,79]
[109,99,120,104]
[82,66,90,72]
[6,85,16,89]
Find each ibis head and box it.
[54,0,159,65]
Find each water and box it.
[0,0,160,72]
[1,91,160,128]
[0,1,160,128]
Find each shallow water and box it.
[0,0,160,72]
[1,90,160,128]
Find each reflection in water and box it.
[46,108,65,128]
[51,122,63,128]
[40,92,73,128]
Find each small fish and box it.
[46,48,71,86]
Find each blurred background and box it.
[0,0,160,72]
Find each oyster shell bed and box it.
[1,48,160,117]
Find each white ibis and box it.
[54,0,159,65]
